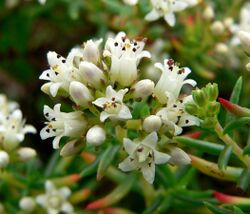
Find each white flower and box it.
[210,21,225,35]
[118,132,170,184]
[0,94,18,117]
[145,0,192,26]
[123,0,138,5]
[156,95,199,135]
[38,0,46,5]
[92,85,132,122]
[86,125,106,146]
[238,30,250,53]
[104,32,151,86]
[0,109,36,151]
[40,104,87,149]
[39,51,75,97]
[36,181,73,214]
[154,59,196,104]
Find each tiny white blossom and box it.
[156,95,199,135]
[0,109,36,151]
[0,94,18,117]
[119,132,170,184]
[154,59,196,104]
[143,115,162,133]
[40,104,87,149]
[17,147,37,162]
[92,85,132,122]
[38,0,46,5]
[132,79,155,99]
[145,0,196,26]
[36,181,73,214]
[40,51,76,97]
[104,32,151,86]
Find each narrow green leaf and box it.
[143,195,164,214]
[218,145,233,170]
[175,136,224,155]
[80,153,103,178]
[243,144,250,155]
[233,206,245,214]
[237,169,250,191]
[156,165,176,187]
[96,144,120,181]
[225,76,243,124]
[224,117,250,134]
[157,194,172,213]
[204,202,233,214]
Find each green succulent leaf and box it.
[218,145,233,170]
[223,117,250,134]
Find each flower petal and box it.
[154,150,171,164]
[141,132,158,149]
[145,9,160,21]
[142,163,155,184]
[123,138,137,155]
[118,157,138,172]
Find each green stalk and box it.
[215,122,250,168]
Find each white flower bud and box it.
[215,43,228,54]
[169,147,191,165]
[203,5,214,20]
[17,147,36,162]
[223,17,234,29]
[0,151,9,168]
[0,203,4,213]
[79,61,106,88]
[143,115,162,133]
[82,39,102,65]
[86,125,106,146]
[69,81,93,107]
[123,0,138,5]
[238,31,250,53]
[60,139,82,157]
[19,197,36,213]
[132,79,155,99]
[246,62,250,71]
[210,21,225,35]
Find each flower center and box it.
[103,101,122,114]
[47,195,62,209]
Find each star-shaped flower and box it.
[92,85,132,122]
[118,132,170,184]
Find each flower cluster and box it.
[40,32,198,183]
[0,94,36,168]
[19,180,74,214]
[123,0,199,26]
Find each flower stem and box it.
[214,122,250,168]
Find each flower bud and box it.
[86,126,106,146]
[223,17,234,29]
[82,39,102,65]
[19,197,36,213]
[185,102,199,115]
[168,147,191,165]
[203,5,214,20]
[205,83,218,101]
[79,61,106,89]
[192,89,207,107]
[69,81,93,107]
[60,139,83,157]
[17,147,36,162]
[0,203,4,213]
[215,43,228,54]
[207,102,220,117]
[0,151,9,168]
[246,62,250,71]
[143,115,162,133]
[210,21,225,35]
[132,79,155,99]
[238,31,250,53]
